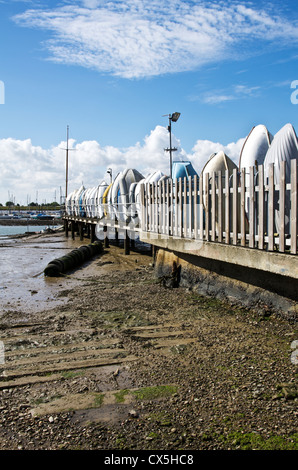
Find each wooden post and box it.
[124,230,130,255]
[115,228,119,246]
[91,224,95,243]
[225,169,230,244]
[279,161,286,253]
[179,178,183,238]
[71,220,76,240]
[211,172,216,242]
[205,173,209,241]
[290,159,297,254]
[199,175,203,240]
[188,176,192,239]
[174,178,178,237]
[258,165,264,250]
[104,226,109,248]
[268,164,274,251]
[79,222,84,241]
[64,219,69,237]
[232,168,238,245]
[218,170,223,243]
[249,166,255,248]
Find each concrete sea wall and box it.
[154,248,297,320]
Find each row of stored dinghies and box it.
[65,123,298,247]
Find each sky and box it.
[0,0,297,205]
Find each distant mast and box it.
[65,125,69,200]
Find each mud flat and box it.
[0,231,297,451]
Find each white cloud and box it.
[201,83,261,105]
[0,126,244,205]
[13,0,298,79]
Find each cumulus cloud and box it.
[13,0,298,79]
[0,126,245,205]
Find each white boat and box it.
[95,181,108,219]
[200,151,238,234]
[134,170,166,225]
[263,123,298,234]
[239,125,273,227]
[239,124,273,171]
[111,169,144,222]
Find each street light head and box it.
[171,112,181,122]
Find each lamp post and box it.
[164,112,181,178]
[107,168,113,184]
[60,125,76,204]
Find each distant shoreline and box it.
[0,218,61,226]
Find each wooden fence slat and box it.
[205,173,210,241]
[166,179,170,236]
[174,178,178,236]
[291,159,297,254]
[161,178,165,234]
[249,166,255,248]
[258,165,264,250]
[232,168,238,245]
[211,172,216,242]
[218,171,223,243]
[199,175,204,240]
[179,177,183,238]
[140,183,145,231]
[268,164,274,251]
[279,161,285,253]
[225,169,230,244]
[169,179,173,236]
[188,176,192,239]
[183,177,187,238]
[194,175,198,240]
[240,168,246,247]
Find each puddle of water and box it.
[0,232,94,316]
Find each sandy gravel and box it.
[0,232,297,451]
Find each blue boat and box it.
[172,161,198,180]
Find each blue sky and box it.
[0,0,297,205]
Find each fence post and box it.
[205,172,210,241]
[232,168,238,245]
[218,170,223,243]
[225,169,230,244]
[188,176,192,239]
[258,165,264,250]
[240,168,246,246]
[211,172,216,242]
[268,164,274,251]
[291,159,297,254]
[199,175,204,240]
[194,175,198,240]
[249,166,255,248]
[279,161,286,253]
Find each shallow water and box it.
[0,225,58,238]
[0,231,91,317]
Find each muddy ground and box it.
[0,232,297,451]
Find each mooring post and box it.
[124,230,130,255]
[104,226,109,248]
[130,231,135,250]
[87,224,91,239]
[115,228,119,246]
[71,220,76,240]
[91,224,96,243]
[79,223,84,241]
[152,244,156,264]
[64,219,69,237]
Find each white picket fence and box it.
[140,160,298,255]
